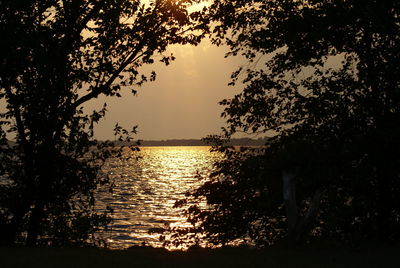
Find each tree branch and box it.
[72,43,146,108]
[72,4,163,108]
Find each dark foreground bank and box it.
[1,244,399,268]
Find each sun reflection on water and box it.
[96,146,220,249]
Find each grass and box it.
[1,243,399,268]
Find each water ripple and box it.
[96,146,219,249]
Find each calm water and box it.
[96,146,220,249]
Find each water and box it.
[96,146,220,249]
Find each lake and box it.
[96,146,220,249]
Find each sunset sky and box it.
[87,38,246,140]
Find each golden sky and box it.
[87,38,245,140]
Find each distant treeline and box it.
[137,138,269,147]
[6,138,269,147]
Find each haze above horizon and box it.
[87,38,247,141]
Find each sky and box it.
[0,1,247,141]
[86,38,246,141]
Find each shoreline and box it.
[2,243,399,268]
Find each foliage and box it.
[0,0,205,246]
[169,146,284,248]
[174,0,400,247]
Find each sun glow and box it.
[187,1,210,12]
[144,0,210,12]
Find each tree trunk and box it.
[282,170,321,243]
[282,170,297,236]
[26,202,44,246]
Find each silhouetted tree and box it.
[0,0,205,246]
[174,0,400,247]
